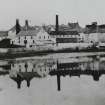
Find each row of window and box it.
[11,64,53,72]
[54,35,79,38]
[18,36,50,40]
[18,39,35,44]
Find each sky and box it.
[0,0,105,30]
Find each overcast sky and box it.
[0,0,105,30]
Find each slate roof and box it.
[17,30,39,36]
[84,23,105,34]
[0,31,8,37]
[49,31,79,35]
[68,22,80,29]
[9,25,23,32]
[16,26,46,36]
[22,25,36,31]
[98,24,105,29]
[9,24,39,32]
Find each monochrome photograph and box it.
[0,0,105,105]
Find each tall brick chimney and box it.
[25,20,28,27]
[25,20,28,30]
[56,15,59,32]
[16,19,21,34]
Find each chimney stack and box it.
[16,19,21,34]
[25,20,28,27]
[56,15,59,32]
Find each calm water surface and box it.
[0,53,105,105]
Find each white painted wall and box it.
[85,32,105,43]
[89,33,98,43]
[98,33,105,43]
[10,28,56,48]
[8,30,16,39]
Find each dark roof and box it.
[98,24,105,28]
[86,24,97,29]
[17,30,39,36]
[0,31,8,37]
[17,27,44,36]
[68,22,80,28]
[9,25,39,32]
[22,25,36,31]
[9,25,22,32]
[49,31,79,35]
[84,23,105,34]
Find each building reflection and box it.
[10,70,42,88]
[0,56,105,90]
[0,60,10,76]
[50,57,105,91]
[9,59,57,88]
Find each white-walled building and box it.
[8,20,56,48]
[11,27,56,48]
[84,22,105,44]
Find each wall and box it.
[10,29,56,48]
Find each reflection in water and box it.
[0,55,105,91]
[9,59,57,89]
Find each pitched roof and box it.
[17,30,39,36]
[0,31,8,37]
[98,24,105,28]
[9,25,23,32]
[22,25,36,31]
[84,23,105,34]
[68,22,81,29]
[9,24,38,32]
[16,26,45,36]
[49,31,79,35]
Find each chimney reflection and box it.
[10,74,23,89]
[2,56,105,90]
[9,59,57,89]
[50,56,105,91]
[57,74,61,91]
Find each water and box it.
[0,53,105,105]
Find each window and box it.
[24,40,27,44]
[30,45,32,47]
[18,40,20,43]
[45,68,46,71]
[33,64,36,68]
[31,36,33,39]
[44,36,45,39]
[19,37,20,40]
[48,36,49,39]
[19,68,21,72]
[25,36,26,39]
[11,41,14,44]
[25,63,28,69]
[33,40,35,43]
[12,63,14,67]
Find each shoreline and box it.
[1,47,105,60]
